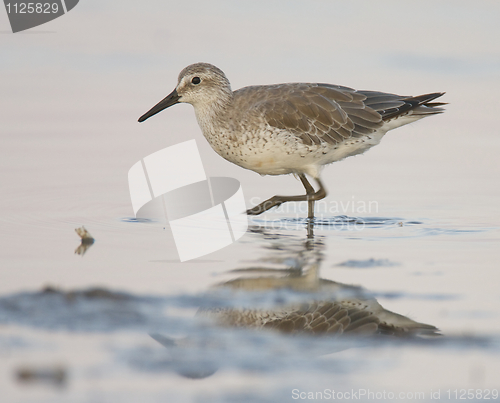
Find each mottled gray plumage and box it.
[235,84,444,147]
[139,63,445,218]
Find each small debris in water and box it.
[75,226,94,241]
[16,365,67,387]
[74,226,94,256]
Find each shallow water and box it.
[1,1,500,402]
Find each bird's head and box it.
[138,63,232,122]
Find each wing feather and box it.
[257,84,383,146]
[244,84,444,146]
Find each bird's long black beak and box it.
[138,89,181,122]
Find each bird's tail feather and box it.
[381,92,446,121]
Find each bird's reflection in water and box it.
[201,226,437,338]
[151,225,438,378]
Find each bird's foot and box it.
[246,197,283,215]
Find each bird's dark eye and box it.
[191,77,201,85]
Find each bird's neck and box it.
[194,91,234,138]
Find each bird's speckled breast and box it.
[194,91,316,177]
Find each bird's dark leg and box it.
[298,174,316,219]
[246,176,327,218]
